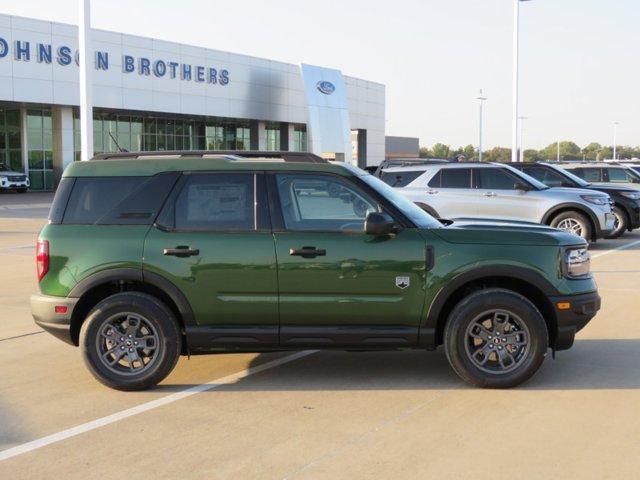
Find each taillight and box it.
[36,240,49,282]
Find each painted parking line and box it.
[0,349,317,462]
[591,239,640,260]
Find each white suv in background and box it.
[0,163,30,193]
[379,162,615,241]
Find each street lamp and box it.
[518,116,528,163]
[613,121,619,161]
[78,0,93,160]
[476,89,487,162]
[512,0,531,162]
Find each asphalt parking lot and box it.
[1,192,639,479]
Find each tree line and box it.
[419,142,640,162]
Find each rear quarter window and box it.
[379,170,424,187]
[60,175,178,225]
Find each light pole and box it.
[612,121,619,161]
[512,0,531,162]
[78,0,93,160]
[518,116,528,163]
[477,89,487,162]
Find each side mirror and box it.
[365,212,398,236]
[515,182,531,191]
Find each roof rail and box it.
[90,150,328,163]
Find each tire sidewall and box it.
[445,289,548,388]
[80,293,180,391]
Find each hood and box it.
[0,170,24,177]
[431,219,584,247]
[590,182,640,192]
[548,186,610,197]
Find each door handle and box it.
[484,191,497,197]
[289,247,326,258]
[427,189,439,194]
[163,246,200,257]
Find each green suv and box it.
[31,151,601,390]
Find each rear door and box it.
[426,168,478,218]
[269,171,428,347]
[143,172,279,348]
[472,167,542,222]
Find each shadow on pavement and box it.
[155,338,640,393]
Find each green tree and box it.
[463,144,476,161]
[540,141,581,160]
[418,147,433,158]
[483,147,511,163]
[582,142,602,160]
[431,143,451,160]
[523,149,542,162]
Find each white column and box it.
[78,0,94,160]
[52,106,75,181]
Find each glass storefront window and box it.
[293,125,307,152]
[27,108,53,190]
[265,122,280,151]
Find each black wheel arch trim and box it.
[68,267,196,326]
[541,202,600,238]
[419,265,560,347]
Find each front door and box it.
[144,172,279,349]
[269,172,428,348]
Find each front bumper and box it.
[596,212,616,237]
[0,177,29,190]
[31,294,78,345]
[549,291,601,351]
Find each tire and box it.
[604,206,627,239]
[550,210,592,241]
[79,292,181,391]
[444,288,548,388]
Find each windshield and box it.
[546,164,591,187]
[361,174,442,229]
[501,164,549,190]
[625,166,640,181]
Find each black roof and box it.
[91,150,328,163]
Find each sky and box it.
[2,0,638,150]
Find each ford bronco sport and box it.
[31,151,601,390]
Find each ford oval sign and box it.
[316,80,335,95]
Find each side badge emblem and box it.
[395,276,410,289]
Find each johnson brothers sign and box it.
[0,38,230,85]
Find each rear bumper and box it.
[31,294,78,345]
[549,291,601,351]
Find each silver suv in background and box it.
[379,162,615,241]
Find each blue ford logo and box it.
[316,80,335,95]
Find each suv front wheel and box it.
[444,289,548,388]
[79,292,181,391]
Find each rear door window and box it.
[474,168,517,189]
[174,173,256,231]
[379,170,424,187]
[439,168,471,188]
[580,168,603,182]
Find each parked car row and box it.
[376,161,640,241]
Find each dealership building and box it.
[0,14,385,190]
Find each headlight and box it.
[580,195,609,206]
[0,176,7,182]
[620,191,640,200]
[563,247,591,278]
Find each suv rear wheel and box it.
[550,210,591,241]
[605,206,627,239]
[444,288,548,388]
[79,292,181,391]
